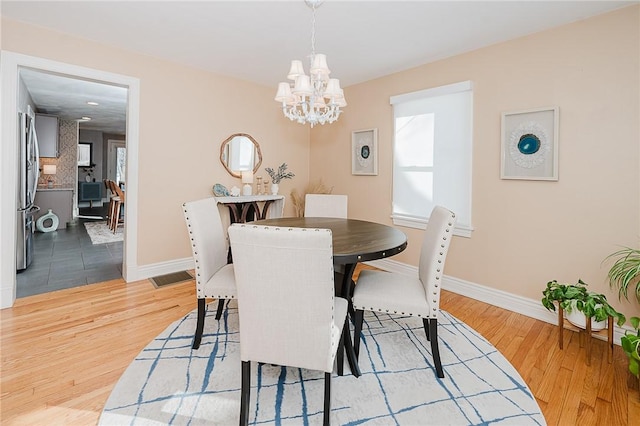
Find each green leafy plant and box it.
[604,247,640,303]
[541,279,625,326]
[621,316,640,378]
[265,163,295,184]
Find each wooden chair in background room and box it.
[352,206,457,378]
[182,197,237,350]
[106,180,119,231]
[304,194,348,218]
[110,181,126,233]
[228,224,360,426]
[103,179,114,224]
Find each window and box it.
[116,146,126,184]
[77,142,92,166]
[390,81,473,237]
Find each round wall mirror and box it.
[219,133,262,178]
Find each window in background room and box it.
[116,146,126,185]
[390,81,473,237]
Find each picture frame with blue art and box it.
[352,128,378,176]
[501,106,559,181]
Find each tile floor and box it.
[16,204,123,298]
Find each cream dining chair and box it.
[304,193,350,289]
[228,224,359,426]
[182,197,237,350]
[352,206,456,378]
[304,194,348,218]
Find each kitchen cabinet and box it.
[35,113,59,158]
[34,188,73,230]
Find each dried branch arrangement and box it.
[290,179,333,217]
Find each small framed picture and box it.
[501,107,559,181]
[352,128,378,175]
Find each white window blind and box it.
[390,81,473,237]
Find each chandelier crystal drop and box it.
[274,0,346,127]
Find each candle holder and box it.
[256,176,263,195]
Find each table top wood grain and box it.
[251,217,407,265]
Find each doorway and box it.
[0,51,140,308]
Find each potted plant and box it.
[604,247,640,391]
[265,163,295,195]
[621,316,640,382]
[541,279,626,330]
[604,247,640,303]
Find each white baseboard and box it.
[366,258,630,345]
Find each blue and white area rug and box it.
[100,304,545,425]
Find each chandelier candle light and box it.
[274,0,346,127]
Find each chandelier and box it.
[274,0,346,127]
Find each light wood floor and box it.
[1,268,638,425]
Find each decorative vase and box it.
[271,183,279,195]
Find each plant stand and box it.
[557,306,614,366]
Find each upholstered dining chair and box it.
[228,224,359,426]
[304,194,348,218]
[182,197,236,350]
[352,206,456,378]
[305,193,350,285]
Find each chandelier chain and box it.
[310,2,316,57]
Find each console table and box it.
[215,195,285,263]
[215,195,285,224]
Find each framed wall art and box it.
[352,128,378,175]
[501,107,559,181]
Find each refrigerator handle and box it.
[28,117,40,202]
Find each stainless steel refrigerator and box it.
[16,110,40,271]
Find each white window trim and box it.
[391,213,473,238]
[390,80,472,106]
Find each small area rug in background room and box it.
[84,221,123,244]
[100,305,545,425]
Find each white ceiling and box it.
[3,0,636,134]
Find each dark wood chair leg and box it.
[353,309,364,359]
[240,361,251,426]
[425,318,444,378]
[215,298,225,320]
[323,372,331,426]
[337,321,345,377]
[192,298,206,349]
[342,320,361,378]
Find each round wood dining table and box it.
[251,217,408,298]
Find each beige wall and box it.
[1,18,310,266]
[311,6,640,319]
